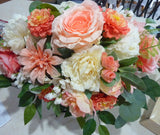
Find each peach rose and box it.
[62,91,92,117]
[101,69,116,83]
[51,0,104,52]
[0,48,20,78]
[103,8,130,40]
[91,93,117,111]
[136,34,160,73]
[100,79,122,97]
[28,9,54,38]
[101,52,119,72]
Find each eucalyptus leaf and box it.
[115,116,126,129]
[97,111,115,125]
[144,25,159,35]
[29,1,42,13]
[77,117,86,129]
[146,18,156,24]
[85,90,92,99]
[98,125,110,135]
[83,119,96,135]
[24,104,36,125]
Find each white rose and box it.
[3,14,30,54]
[61,45,105,92]
[106,23,140,60]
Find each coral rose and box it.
[0,48,20,78]
[51,0,104,52]
[28,9,54,38]
[101,52,119,72]
[100,79,122,97]
[136,34,160,73]
[101,69,116,83]
[103,8,130,39]
[61,45,105,92]
[91,93,117,111]
[62,91,92,117]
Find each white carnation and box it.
[54,98,62,105]
[106,23,140,60]
[3,14,30,54]
[61,45,104,92]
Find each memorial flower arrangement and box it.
[0,0,160,134]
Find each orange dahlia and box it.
[103,8,130,39]
[91,93,117,111]
[19,38,63,84]
[28,9,54,38]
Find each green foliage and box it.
[118,66,137,73]
[115,116,126,129]
[83,119,96,135]
[97,111,115,125]
[85,90,92,99]
[52,104,61,117]
[31,84,52,92]
[77,117,86,129]
[19,92,35,107]
[29,1,61,17]
[142,76,160,100]
[100,37,121,46]
[119,57,138,67]
[18,82,30,98]
[0,75,12,88]
[98,125,110,135]
[144,25,159,35]
[120,72,147,91]
[35,98,42,119]
[57,48,74,58]
[47,101,54,110]
[146,18,156,24]
[24,104,36,125]
[119,103,141,122]
[108,51,118,60]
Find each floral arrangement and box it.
[0,0,160,134]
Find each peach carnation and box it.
[91,93,117,111]
[51,0,104,52]
[103,8,130,40]
[28,9,54,38]
[19,38,63,84]
[136,34,160,73]
[62,91,92,117]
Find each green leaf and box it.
[77,117,86,129]
[115,116,126,129]
[57,48,74,58]
[119,57,138,67]
[146,18,156,24]
[19,92,35,107]
[31,84,52,92]
[64,109,72,117]
[47,101,54,110]
[108,51,118,60]
[29,1,42,13]
[119,103,141,122]
[142,76,160,99]
[120,72,147,91]
[35,98,42,119]
[52,104,61,117]
[0,75,12,88]
[85,90,92,99]
[121,90,135,103]
[24,104,36,125]
[18,82,30,98]
[144,25,159,35]
[45,42,51,49]
[83,119,96,135]
[97,111,115,125]
[118,66,137,73]
[98,125,110,135]
[39,3,61,17]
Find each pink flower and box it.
[101,52,119,72]
[28,9,54,38]
[100,80,122,97]
[103,8,130,39]
[101,69,116,83]
[91,93,117,111]
[19,38,63,84]
[0,48,20,78]
[133,20,145,33]
[62,91,92,117]
[51,0,104,52]
[136,35,159,73]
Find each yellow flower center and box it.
[36,15,42,20]
[113,14,120,21]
